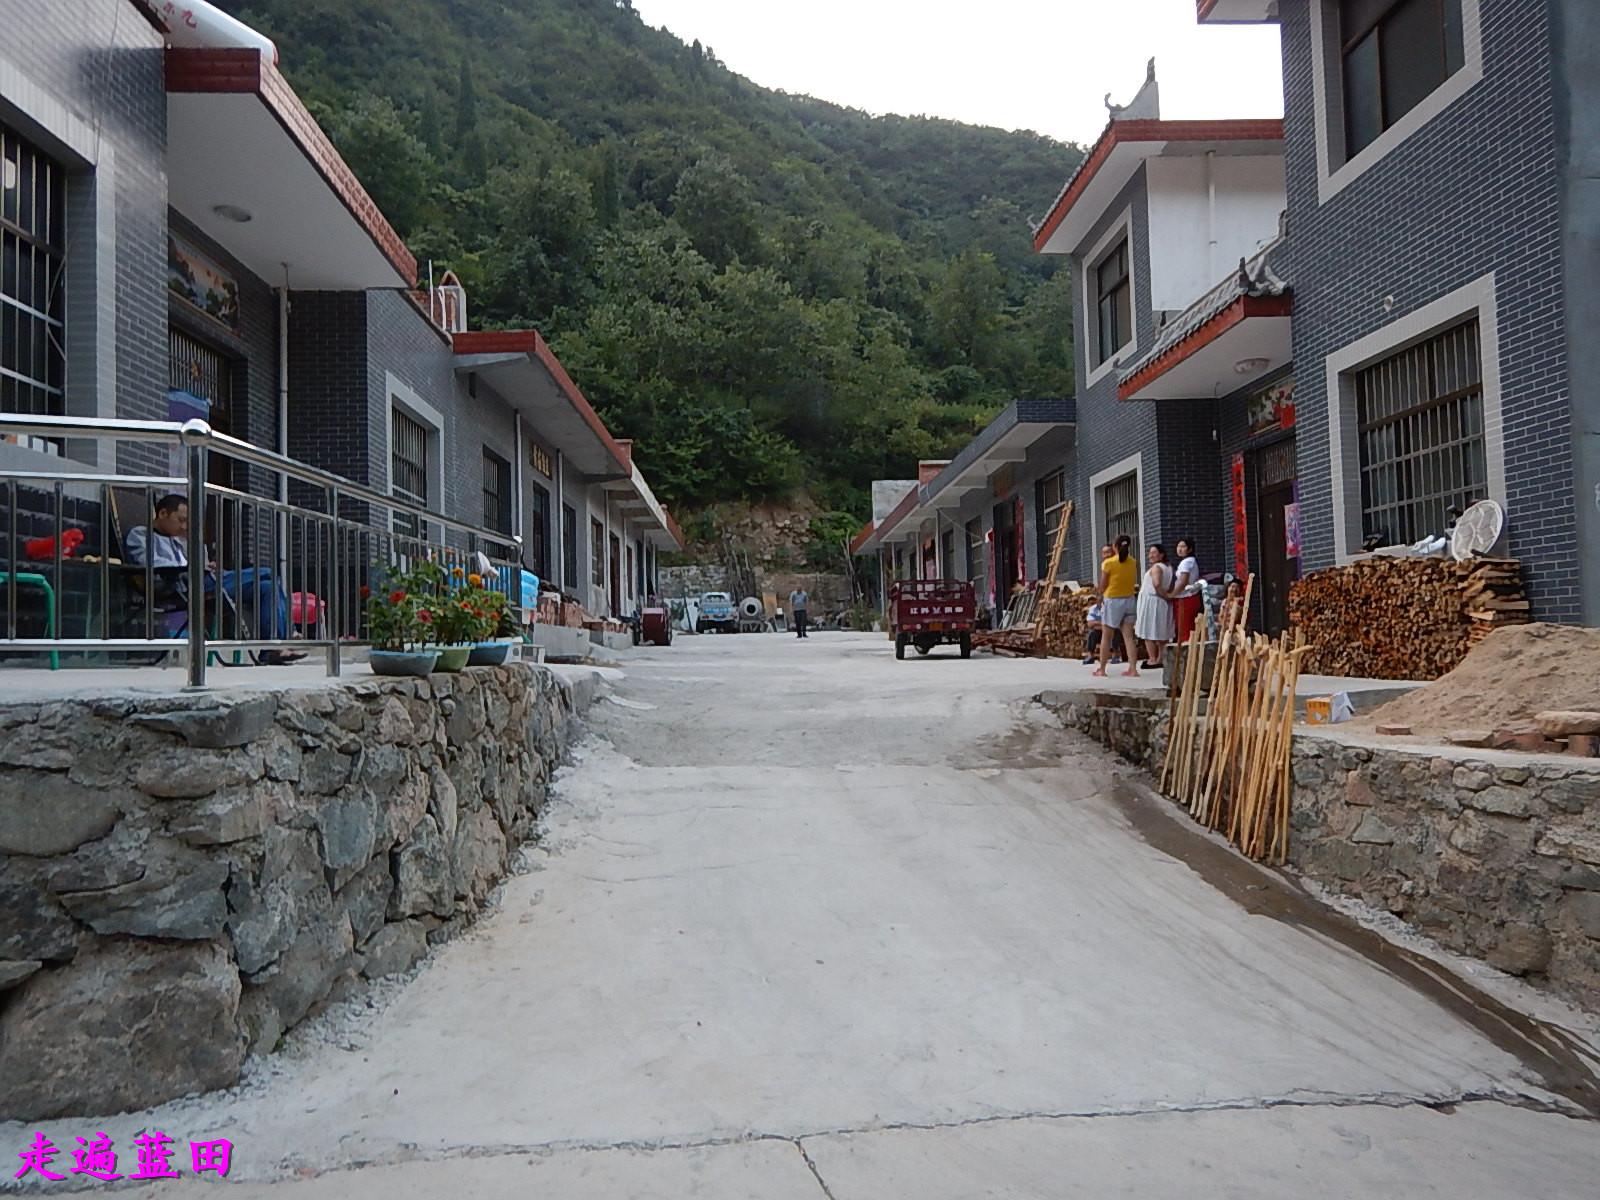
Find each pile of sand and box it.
[1359,623,1600,737]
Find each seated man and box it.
[1082,599,1104,664]
[125,494,305,664]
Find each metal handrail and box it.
[0,414,525,689]
[0,414,517,547]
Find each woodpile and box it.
[1037,589,1093,658]
[1288,556,1529,680]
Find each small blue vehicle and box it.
[696,591,738,634]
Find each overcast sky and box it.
[628,0,1284,146]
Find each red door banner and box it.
[1231,453,1249,579]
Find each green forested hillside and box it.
[225,0,1084,515]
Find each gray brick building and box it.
[1064,0,1597,629]
[2,0,680,637]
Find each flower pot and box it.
[367,649,439,678]
[430,646,472,672]
[468,642,511,666]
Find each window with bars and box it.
[590,517,605,587]
[1340,0,1465,158]
[966,517,987,599]
[482,449,511,533]
[1100,473,1139,549]
[391,407,430,539]
[1092,237,1132,367]
[562,504,578,588]
[1355,319,1487,547]
[1039,470,1070,576]
[527,483,550,578]
[1,123,66,419]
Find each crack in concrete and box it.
[203,1089,1596,1189]
[792,1137,840,1199]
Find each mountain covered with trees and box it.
[225,0,1085,517]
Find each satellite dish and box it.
[1449,500,1504,562]
[738,596,763,619]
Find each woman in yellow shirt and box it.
[1094,534,1141,677]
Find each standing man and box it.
[788,585,810,638]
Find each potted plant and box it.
[364,577,438,677]
[423,566,478,672]
[463,575,516,665]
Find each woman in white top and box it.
[1170,537,1202,643]
[1134,543,1175,669]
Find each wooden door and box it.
[1258,482,1298,636]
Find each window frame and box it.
[1311,0,1483,203]
[481,448,511,535]
[1089,451,1144,574]
[1338,0,1465,160]
[590,516,605,588]
[1079,208,1137,389]
[1,121,67,423]
[1038,469,1071,578]
[1325,274,1505,562]
[1353,318,1487,548]
[562,503,579,589]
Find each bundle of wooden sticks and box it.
[1159,609,1312,864]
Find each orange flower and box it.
[467,573,483,587]
[451,566,464,578]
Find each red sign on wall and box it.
[1231,453,1248,579]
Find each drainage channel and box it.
[1108,775,1600,1120]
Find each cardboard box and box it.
[1306,693,1355,725]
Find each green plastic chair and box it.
[0,572,60,670]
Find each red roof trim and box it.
[873,484,925,544]
[663,510,686,551]
[165,48,417,286]
[452,330,630,474]
[1117,293,1293,400]
[1197,0,1221,16]
[849,522,875,555]
[1032,118,1284,253]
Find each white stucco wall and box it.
[1145,154,1285,313]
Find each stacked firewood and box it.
[1037,588,1094,659]
[1288,557,1528,680]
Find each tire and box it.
[960,633,972,659]
[914,641,931,656]
[894,633,907,660]
[696,620,708,634]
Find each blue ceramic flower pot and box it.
[468,642,511,666]
[367,649,439,677]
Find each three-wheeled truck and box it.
[888,579,976,659]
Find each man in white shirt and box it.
[125,494,304,664]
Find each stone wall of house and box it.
[0,665,578,1120]
[1037,691,1600,1011]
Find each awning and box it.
[453,330,629,482]
[165,48,415,290]
[855,398,1076,551]
[923,398,1075,511]
[1033,119,1283,256]
[599,465,685,551]
[1118,239,1291,401]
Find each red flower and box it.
[390,589,407,604]
[360,586,372,600]
[417,609,433,624]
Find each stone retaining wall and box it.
[1038,691,1600,1012]
[0,664,578,1120]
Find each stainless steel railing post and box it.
[184,429,209,690]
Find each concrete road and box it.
[15,632,1600,1197]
